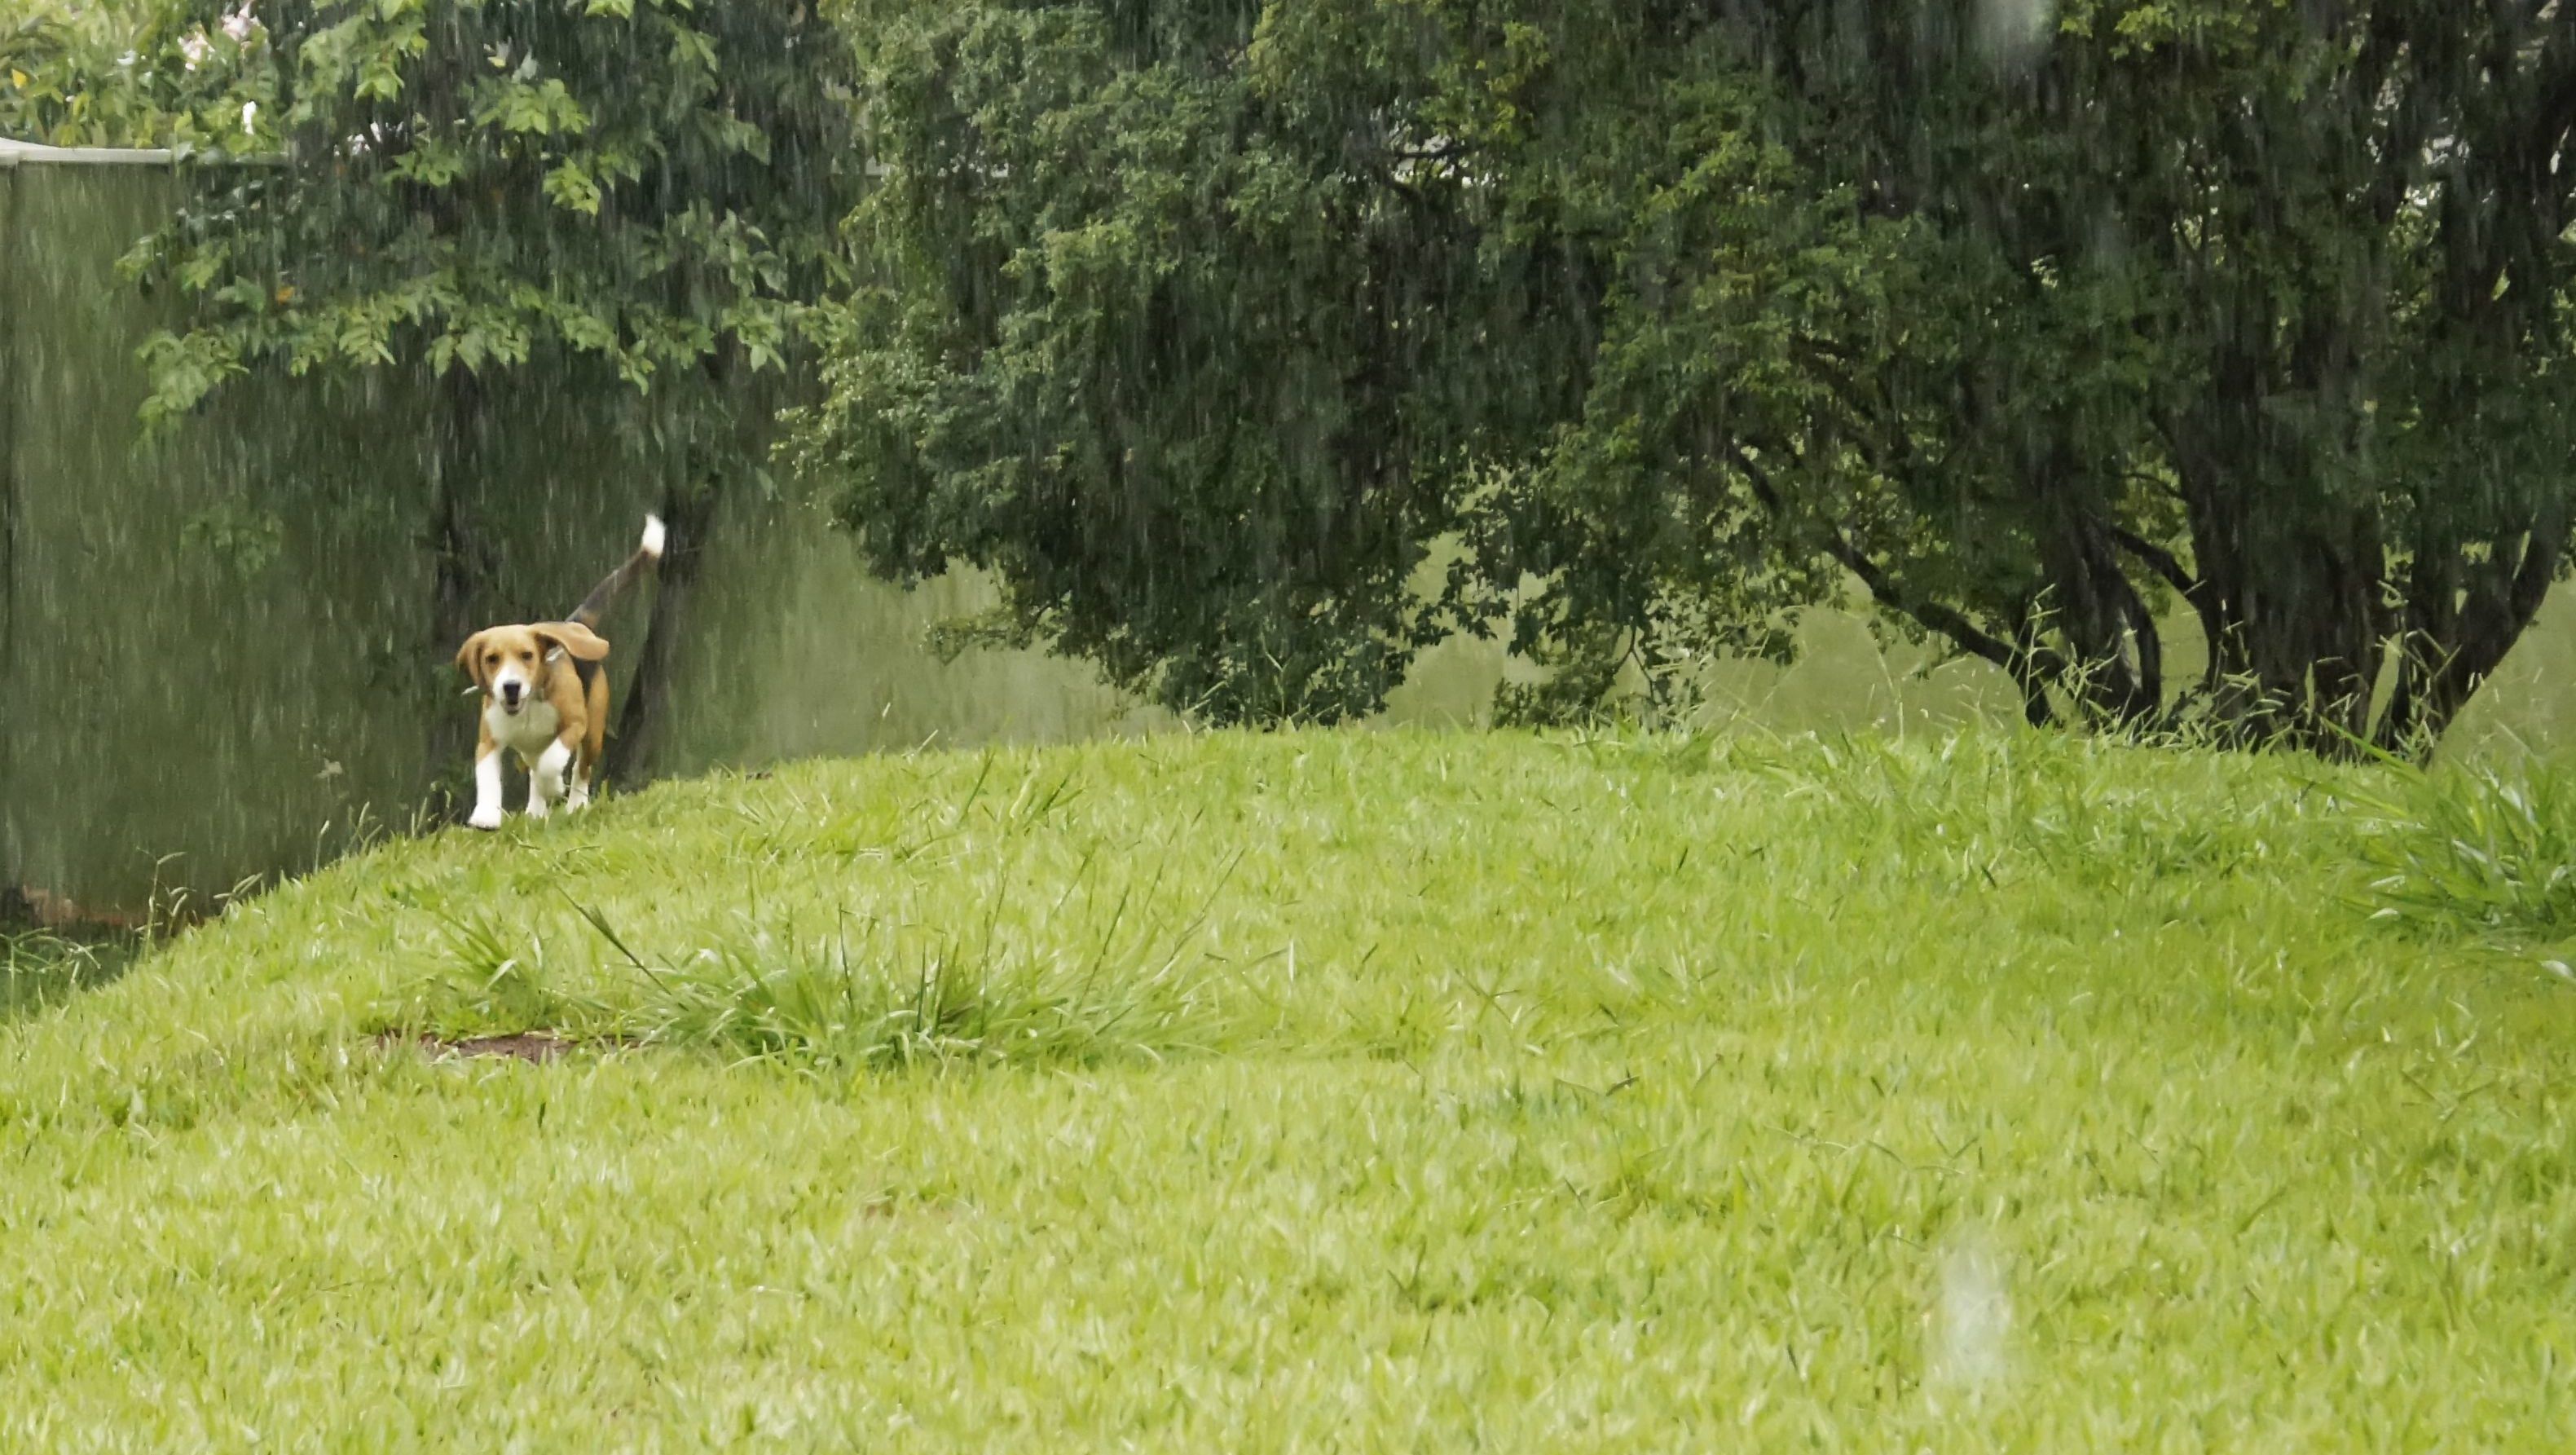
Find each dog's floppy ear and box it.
[453,630,492,687]
[533,621,610,662]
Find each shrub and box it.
[2354,761,2576,943]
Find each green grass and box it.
[5,727,2576,1448]
[1,926,119,1018]
[2352,755,2576,945]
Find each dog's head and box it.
[455,622,610,715]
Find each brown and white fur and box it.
[454,515,664,830]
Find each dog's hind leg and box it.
[570,658,611,813]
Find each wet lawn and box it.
[3,728,2572,1448]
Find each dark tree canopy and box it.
[794,1,1593,724]
[22,0,2576,754]
[1726,0,2576,752]
[800,0,2576,752]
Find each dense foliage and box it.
[0,0,255,149]
[795,1,1593,725]
[22,0,2576,752]
[798,1,2576,751]
[117,0,848,420]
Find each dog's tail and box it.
[568,514,667,630]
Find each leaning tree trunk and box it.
[2378,514,2565,754]
[602,474,718,786]
[601,349,762,787]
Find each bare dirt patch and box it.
[378,1031,627,1065]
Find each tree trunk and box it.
[2028,439,2161,727]
[2181,487,2384,756]
[2380,517,2564,754]
[2164,315,2389,757]
[603,476,718,787]
[604,350,769,787]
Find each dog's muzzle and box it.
[499,682,524,712]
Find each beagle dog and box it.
[454,515,664,830]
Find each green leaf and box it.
[544,160,605,215]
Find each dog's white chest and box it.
[485,700,563,761]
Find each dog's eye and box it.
[521,651,535,661]
[483,652,500,665]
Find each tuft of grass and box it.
[398,907,605,1038]
[1,928,114,1018]
[561,893,1229,1073]
[392,838,1238,1074]
[2353,758,2576,943]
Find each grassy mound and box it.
[3,728,2574,1447]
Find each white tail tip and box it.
[640,514,667,558]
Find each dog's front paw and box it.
[467,805,504,831]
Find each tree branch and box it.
[2107,524,2195,598]
[1722,443,2056,689]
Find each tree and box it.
[1598,0,2576,753]
[802,0,2576,756]
[790,1,1595,724]
[119,0,854,778]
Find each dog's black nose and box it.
[500,682,522,703]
